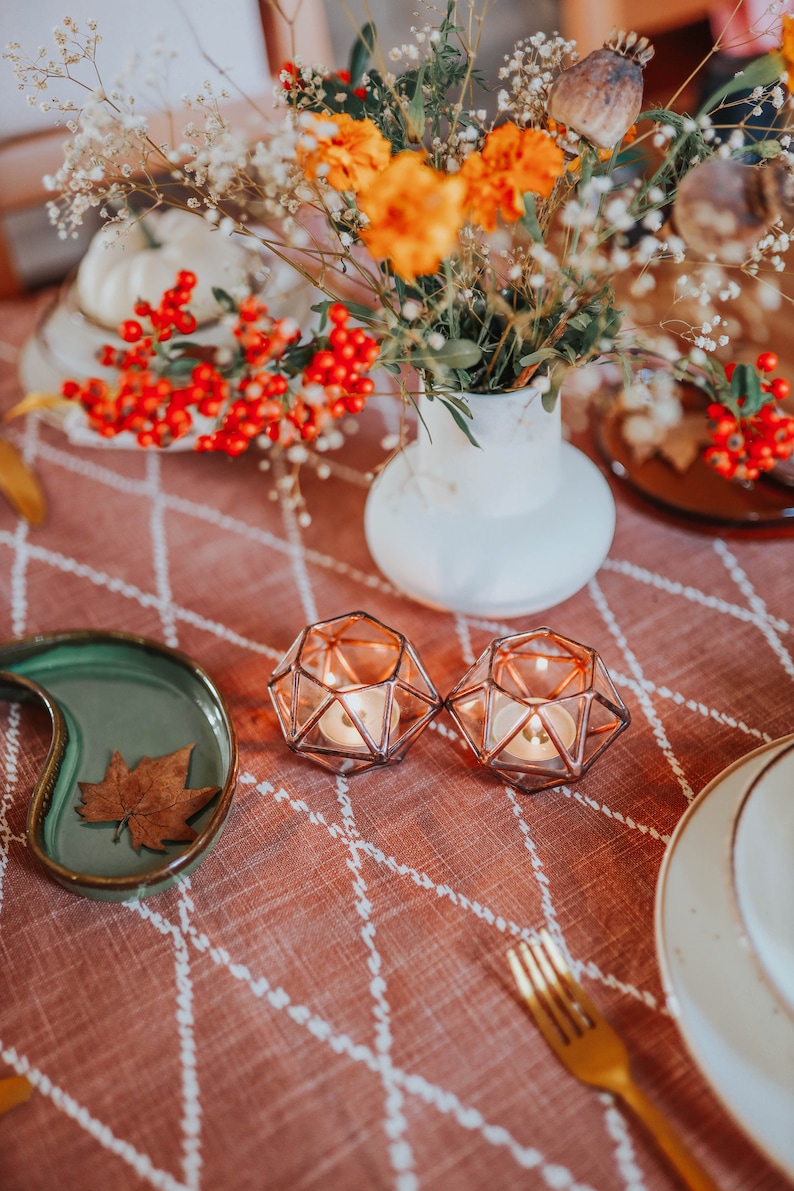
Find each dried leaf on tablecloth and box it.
[657,413,712,473]
[0,1076,34,1117]
[0,437,46,526]
[4,391,72,422]
[77,745,219,852]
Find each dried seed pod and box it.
[547,29,654,150]
[673,158,794,264]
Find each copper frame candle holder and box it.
[445,627,630,793]
[268,610,442,774]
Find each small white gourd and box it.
[75,209,261,328]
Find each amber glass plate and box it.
[595,405,794,531]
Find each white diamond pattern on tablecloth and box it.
[1,296,792,1191]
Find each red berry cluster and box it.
[279,61,367,101]
[61,277,379,455]
[705,352,794,481]
[333,68,368,100]
[195,302,378,455]
[64,271,220,445]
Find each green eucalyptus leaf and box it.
[541,389,558,413]
[518,347,558,367]
[731,361,762,401]
[698,50,785,117]
[164,356,199,376]
[439,398,480,446]
[212,286,237,313]
[311,298,378,327]
[281,342,314,373]
[405,63,427,141]
[521,194,543,243]
[580,315,606,356]
[349,21,377,83]
[731,361,765,414]
[437,391,473,417]
[339,301,379,325]
[413,338,482,371]
[619,355,633,390]
[310,300,331,332]
[578,149,594,193]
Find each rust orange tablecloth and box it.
[1,291,792,1190]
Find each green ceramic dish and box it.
[0,630,238,901]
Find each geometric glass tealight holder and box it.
[445,626,630,793]
[268,610,443,775]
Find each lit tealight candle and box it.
[491,696,576,764]
[319,685,400,749]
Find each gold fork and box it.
[507,931,719,1191]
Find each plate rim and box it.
[728,739,794,1022]
[654,733,794,1176]
[594,400,794,530]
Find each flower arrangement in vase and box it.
[6,2,794,611]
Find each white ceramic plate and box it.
[655,735,794,1179]
[17,288,223,451]
[730,741,794,1018]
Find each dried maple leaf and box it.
[77,745,220,853]
[657,413,712,473]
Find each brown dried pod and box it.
[547,29,654,150]
[673,157,794,264]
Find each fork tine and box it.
[528,933,590,1033]
[508,941,581,1046]
[537,927,606,1028]
[507,946,567,1051]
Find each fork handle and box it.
[618,1080,720,1191]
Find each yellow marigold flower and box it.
[782,14,794,92]
[358,152,467,280]
[299,113,392,193]
[459,124,565,231]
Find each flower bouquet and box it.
[6,2,794,609]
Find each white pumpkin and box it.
[75,209,262,328]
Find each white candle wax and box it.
[319,685,400,748]
[491,696,576,763]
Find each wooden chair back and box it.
[0,0,332,298]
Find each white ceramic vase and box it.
[364,384,616,617]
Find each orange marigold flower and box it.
[459,124,565,231]
[357,152,467,280]
[782,14,794,92]
[299,113,391,193]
